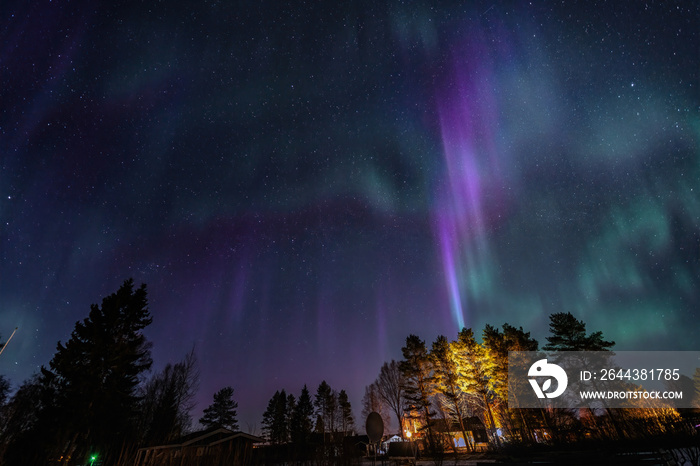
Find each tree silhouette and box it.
[399,335,436,447]
[0,375,48,464]
[199,386,239,430]
[40,278,153,464]
[543,313,620,437]
[374,360,405,437]
[314,380,337,434]
[337,389,354,434]
[361,382,392,433]
[139,348,199,444]
[262,389,290,444]
[543,312,614,351]
[290,385,314,444]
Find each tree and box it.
[262,390,290,444]
[314,381,337,434]
[287,393,296,440]
[361,383,392,433]
[337,389,354,434]
[431,334,470,451]
[0,377,9,409]
[542,313,621,437]
[399,335,436,446]
[483,323,538,401]
[290,385,314,444]
[453,328,498,447]
[138,348,199,444]
[374,360,405,437]
[543,312,615,351]
[200,387,239,430]
[0,375,49,464]
[483,323,538,443]
[40,278,153,464]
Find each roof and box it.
[138,427,264,451]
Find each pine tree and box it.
[452,328,497,448]
[542,313,621,437]
[483,324,538,401]
[399,335,436,447]
[199,386,239,430]
[543,312,615,351]
[40,279,153,464]
[483,323,538,443]
[431,334,470,450]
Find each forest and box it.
[0,280,698,465]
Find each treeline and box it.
[362,314,699,454]
[0,279,697,465]
[262,381,354,444]
[257,381,356,463]
[0,280,359,466]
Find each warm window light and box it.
[405,430,412,438]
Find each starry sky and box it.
[1,0,698,432]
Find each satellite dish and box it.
[365,411,384,443]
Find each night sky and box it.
[1,0,698,432]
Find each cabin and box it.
[430,416,489,451]
[134,427,264,466]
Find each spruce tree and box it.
[262,390,290,444]
[399,335,436,447]
[40,279,153,464]
[314,381,336,434]
[290,385,314,444]
[337,389,354,434]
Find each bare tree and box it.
[139,347,200,444]
[375,360,405,437]
[361,383,392,434]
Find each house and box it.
[430,416,489,451]
[134,427,264,466]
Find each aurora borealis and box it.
[1,1,698,429]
